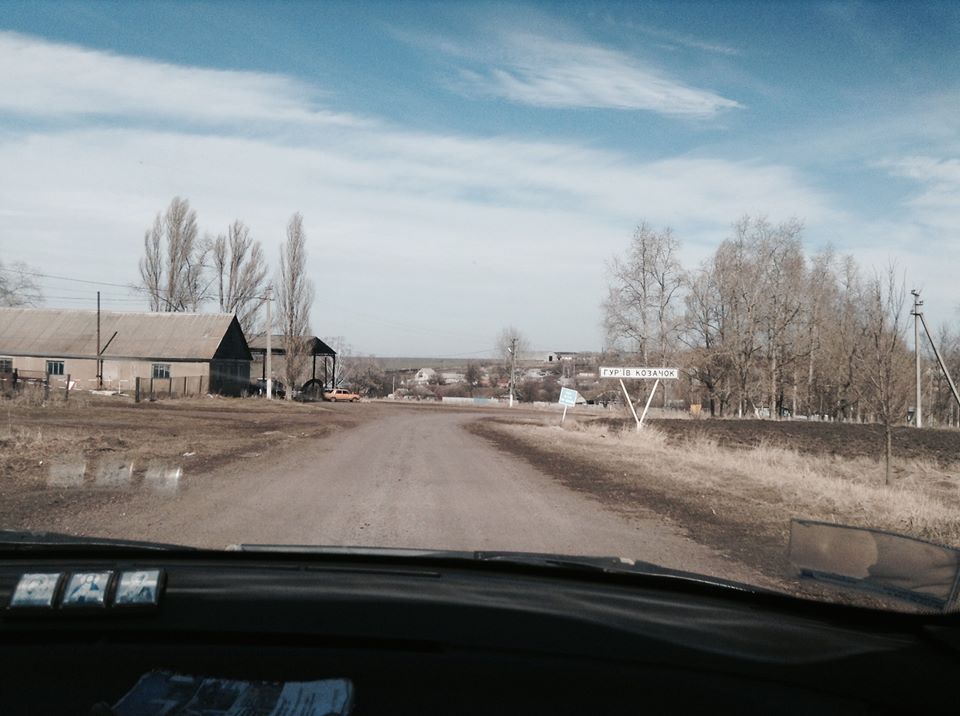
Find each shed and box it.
[246,335,337,391]
[0,308,252,395]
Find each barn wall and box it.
[2,355,212,392]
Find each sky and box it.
[1,0,958,356]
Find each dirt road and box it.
[56,406,772,587]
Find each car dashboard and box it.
[0,547,958,714]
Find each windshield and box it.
[1,0,959,613]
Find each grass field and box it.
[471,416,960,583]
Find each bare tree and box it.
[138,197,210,311]
[859,265,911,485]
[496,325,528,400]
[0,260,43,307]
[212,220,269,335]
[603,222,683,363]
[682,264,732,416]
[323,335,354,388]
[465,362,482,394]
[276,213,315,398]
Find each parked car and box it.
[323,387,360,402]
[247,379,286,399]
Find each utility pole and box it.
[265,285,273,400]
[508,337,518,408]
[96,291,102,389]
[911,289,923,427]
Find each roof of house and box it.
[0,308,251,362]
[246,335,337,356]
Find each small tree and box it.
[496,326,528,402]
[464,362,481,395]
[860,266,911,485]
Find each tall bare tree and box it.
[138,197,209,311]
[0,260,43,307]
[212,220,269,335]
[682,264,732,415]
[603,222,683,363]
[276,213,315,399]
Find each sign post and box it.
[558,387,578,423]
[600,367,679,432]
[618,379,640,429]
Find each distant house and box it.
[0,308,251,395]
[412,367,437,385]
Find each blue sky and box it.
[1,1,958,355]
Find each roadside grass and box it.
[493,419,960,549]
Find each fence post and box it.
[169,376,173,398]
[135,377,141,403]
[150,377,154,401]
[183,376,187,396]
[65,374,70,403]
[44,373,50,402]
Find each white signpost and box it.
[599,367,679,431]
[558,387,578,423]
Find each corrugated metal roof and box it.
[0,308,248,362]
[247,334,337,356]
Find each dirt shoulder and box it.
[0,396,383,531]
[470,419,796,577]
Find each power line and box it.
[0,265,138,290]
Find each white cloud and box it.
[455,32,741,116]
[0,32,840,353]
[880,156,960,233]
[0,31,364,127]
[0,123,838,354]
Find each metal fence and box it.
[134,376,208,401]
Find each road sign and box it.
[599,367,678,380]
[558,387,578,407]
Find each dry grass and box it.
[501,419,960,548]
[0,395,348,486]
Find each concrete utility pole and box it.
[916,301,960,420]
[508,337,518,408]
[96,291,102,389]
[911,289,923,427]
[265,285,273,400]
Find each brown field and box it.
[470,416,960,596]
[0,395,373,532]
[613,417,960,465]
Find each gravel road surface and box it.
[73,407,773,586]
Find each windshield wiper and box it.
[231,544,757,592]
[0,530,188,552]
[471,551,757,591]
